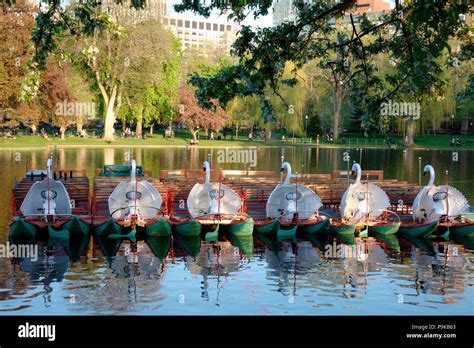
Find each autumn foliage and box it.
[178,85,229,142]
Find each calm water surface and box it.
[0,146,473,315]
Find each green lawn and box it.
[0,131,472,150]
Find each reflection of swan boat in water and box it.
[10,241,73,306]
[183,161,254,242]
[411,165,472,238]
[93,160,170,242]
[10,159,90,241]
[407,240,469,296]
[185,242,242,276]
[108,241,168,278]
[339,163,399,237]
[256,162,328,240]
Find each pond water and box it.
[0,146,473,315]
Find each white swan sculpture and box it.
[340,163,390,223]
[108,159,163,220]
[266,162,322,220]
[20,158,72,220]
[187,161,242,220]
[412,165,469,222]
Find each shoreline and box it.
[0,142,472,151]
[0,135,472,151]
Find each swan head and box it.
[423,164,435,186]
[423,165,434,175]
[281,162,292,185]
[351,163,362,179]
[281,162,291,173]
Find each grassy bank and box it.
[0,132,473,150]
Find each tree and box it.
[178,85,229,143]
[178,0,472,144]
[121,21,181,136]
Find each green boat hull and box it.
[446,222,474,238]
[94,218,122,238]
[302,218,330,235]
[175,234,202,257]
[94,235,122,260]
[368,222,401,235]
[254,219,280,236]
[63,216,90,238]
[255,233,280,254]
[277,225,297,241]
[205,224,219,244]
[228,235,254,258]
[398,220,438,238]
[145,217,171,237]
[329,223,356,235]
[329,224,357,244]
[372,232,400,251]
[108,228,137,243]
[146,235,171,259]
[451,234,474,250]
[173,219,202,237]
[9,218,37,240]
[48,224,70,240]
[228,218,254,237]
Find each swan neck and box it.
[204,161,210,184]
[354,163,361,183]
[131,160,136,183]
[47,159,52,179]
[283,162,291,185]
[427,166,435,187]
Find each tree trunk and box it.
[264,128,271,142]
[149,123,154,135]
[76,122,83,133]
[122,120,126,132]
[406,118,416,146]
[191,129,199,143]
[333,87,342,143]
[60,126,66,140]
[102,85,118,142]
[136,116,143,137]
[103,107,116,141]
[31,124,37,135]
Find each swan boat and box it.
[94,159,170,242]
[182,161,254,242]
[411,165,472,238]
[339,163,400,236]
[255,162,329,239]
[9,159,89,241]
